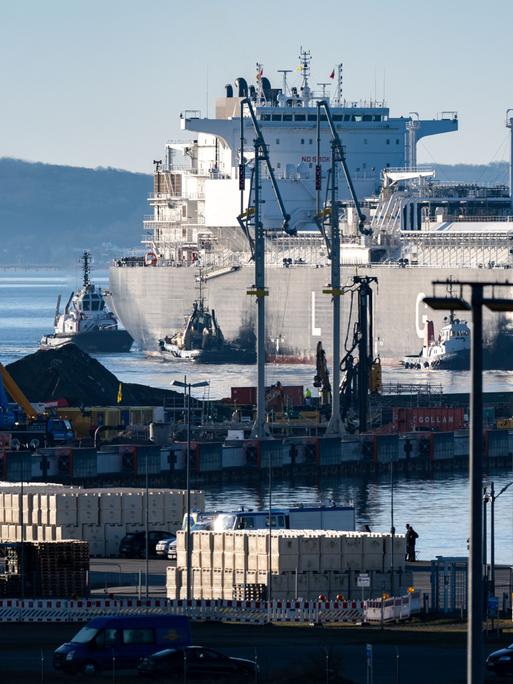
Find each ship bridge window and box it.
[294,114,306,121]
[275,138,280,144]
[91,300,99,311]
[271,114,282,122]
[260,114,271,121]
[332,115,343,122]
[353,115,362,122]
[363,115,372,122]
[307,114,317,122]
[344,115,351,121]
[301,138,305,145]
[283,114,292,121]
[320,114,327,121]
[83,300,90,311]
[373,115,381,121]
[100,301,105,310]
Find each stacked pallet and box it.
[0,540,89,597]
[0,485,204,557]
[167,529,410,601]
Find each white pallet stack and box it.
[0,484,205,557]
[167,529,407,601]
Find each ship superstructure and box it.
[109,52,513,362]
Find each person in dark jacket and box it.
[406,523,419,562]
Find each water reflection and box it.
[203,467,513,564]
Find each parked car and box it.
[486,644,513,677]
[119,531,173,558]
[167,538,177,561]
[155,536,176,557]
[53,615,191,675]
[138,646,258,681]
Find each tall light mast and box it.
[507,109,513,212]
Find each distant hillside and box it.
[0,158,151,266]
[0,158,510,266]
[430,161,508,185]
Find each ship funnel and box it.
[261,77,272,100]
[235,77,248,97]
[423,320,435,347]
[225,84,233,98]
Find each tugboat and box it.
[159,282,255,364]
[40,251,133,353]
[402,313,470,370]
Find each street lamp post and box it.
[424,279,513,684]
[172,376,209,604]
[484,480,513,596]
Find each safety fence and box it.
[0,592,421,624]
[364,592,421,623]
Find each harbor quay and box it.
[0,422,512,485]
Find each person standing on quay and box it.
[406,523,419,562]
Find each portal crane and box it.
[237,97,294,439]
[312,100,371,435]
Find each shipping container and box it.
[319,437,341,466]
[485,429,509,459]
[392,407,465,432]
[191,442,223,474]
[230,386,304,407]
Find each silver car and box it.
[155,536,176,557]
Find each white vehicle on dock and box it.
[168,505,355,560]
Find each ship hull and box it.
[109,264,513,363]
[40,330,133,353]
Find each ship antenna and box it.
[277,69,292,97]
[81,250,91,287]
[317,82,330,100]
[256,62,264,103]
[335,63,343,106]
[298,46,312,106]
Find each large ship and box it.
[109,51,513,363]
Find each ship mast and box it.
[298,47,312,107]
[81,250,91,288]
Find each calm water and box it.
[1,269,513,562]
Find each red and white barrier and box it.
[0,593,420,624]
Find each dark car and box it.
[138,645,258,681]
[486,644,513,677]
[119,531,173,558]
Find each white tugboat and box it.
[402,313,470,370]
[40,251,133,353]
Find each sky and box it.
[1,0,512,173]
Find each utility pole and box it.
[424,280,513,684]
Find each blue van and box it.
[53,614,191,675]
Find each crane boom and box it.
[0,363,37,419]
[236,97,294,255]
[317,100,371,236]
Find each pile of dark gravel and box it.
[6,345,183,407]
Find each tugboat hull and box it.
[40,330,133,353]
[402,350,470,370]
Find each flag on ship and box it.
[117,382,123,403]
[329,68,335,79]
